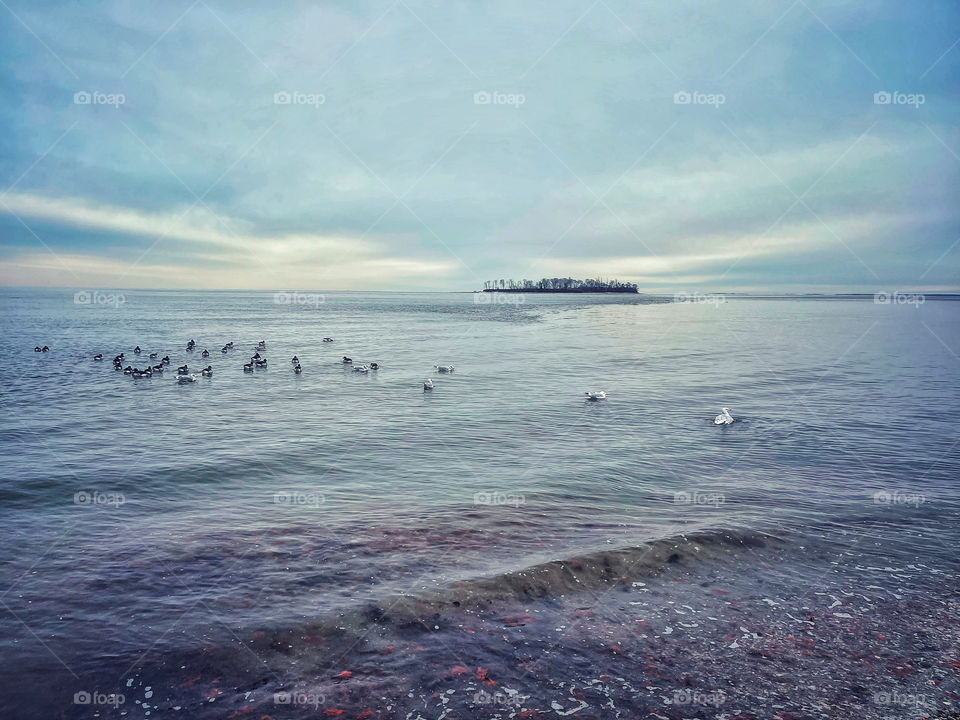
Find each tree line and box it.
[482,277,638,292]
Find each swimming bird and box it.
[369,362,380,370]
[115,353,124,361]
[294,364,302,374]
[178,373,199,384]
[354,364,369,373]
[34,346,41,352]
[256,340,266,350]
[342,356,352,364]
[255,358,267,367]
[714,407,734,425]
[323,337,333,342]
[94,354,103,361]
[152,364,164,373]
[201,365,213,376]
[243,362,254,372]
[201,349,209,357]
[41,346,49,352]
[177,365,188,374]
[423,378,434,390]
[226,342,234,348]
[585,391,607,401]
[161,356,170,365]
[221,347,228,354]
[133,346,141,354]
[434,365,454,373]
[123,366,133,375]
[291,356,299,364]
[251,352,261,360]
[149,352,158,359]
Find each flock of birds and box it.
[40,339,737,422]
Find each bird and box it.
[201,349,209,357]
[225,342,234,348]
[294,364,302,374]
[434,365,454,373]
[93,354,103,361]
[41,346,49,352]
[221,347,228,354]
[161,356,170,365]
[291,356,299,364]
[152,364,164,373]
[201,365,213,376]
[149,352,158,359]
[342,356,352,364]
[177,365,188,374]
[178,373,199,384]
[251,352,261,360]
[354,364,369,373]
[714,407,734,425]
[585,391,607,401]
[123,366,133,375]
[34,346,41,352]
[255,358,267,367]
[133,346,141,354]
[369,362,380,370]
[323,337,334,342]
[243,362,254,372]
[423,378,434,390]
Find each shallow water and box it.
[1,290,958,718]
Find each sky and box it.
[0,0,957,292]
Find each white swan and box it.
[585,391,607,400]
[423,378,434,390]
[714,407,734,425]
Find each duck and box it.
[291,356,299,364]
[221,347,229,354]
[186,342,195,351]
[354,364,369,373]
[178,373,199,384]
[714,407,734,425]
[133,346,141,354]
[93,354,103,361]
[131,369,143,378]
[201,349,209,358]
[123,366,134,375]
[161,356,170,365]
[225,342,234,348]
[152,364,164,373]
[201,365,213,376]
[149,352,158,359]
[177,365,189,374]
[293,364,302,374]
[243,362,254,372]
[255,358,267,367]
[323,337,333,342]
[342,356,352,364]
[585,391,607,401]
[115,353,124,361]
[34,346,41,352]
[41,346,49,352]
[434,365,454,373]
[256,340,266,350]
[369,362,380,370]
[423,378,434,390]
[113,363,123,371]
[251,352,261,360]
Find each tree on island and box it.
[482,277,638,293]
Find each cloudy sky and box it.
[0,0,957,291]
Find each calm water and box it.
[1,290,958,719]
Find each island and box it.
[481,277,638,293]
